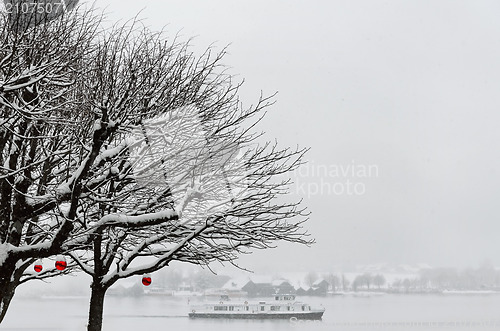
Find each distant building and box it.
[311,279,329,296]
[272,280,296,294]
[212,278,250,297]
[296,287,310,296]
[216,277,297,297]
[242,280,275,297]
[296,279,329,296]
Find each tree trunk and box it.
[0,286,15,324]
[87,229,110,331]
[0,256,19,324]
[87,282,107,331]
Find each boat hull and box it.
[188,311,324,320]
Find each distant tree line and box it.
[115,264,500,297]
[350,273,386,291]
[309,264,500,294]
[391,265,500,293]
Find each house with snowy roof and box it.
[241,278,296,297]
[296,279,329,296]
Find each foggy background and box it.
[89,0,500,273]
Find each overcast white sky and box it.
[91,0,500,272]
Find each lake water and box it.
[2,294,500,330]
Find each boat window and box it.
[229,306,234,311]
[215,306,228,311]
[287,306,291,311]
[260,306,265,311]
[302,305,306,311]
[270,306,281,311]
[275,296,279,300]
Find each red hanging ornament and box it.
[142,275,152,286]
[55,256,67,271]
[34,260,43,273]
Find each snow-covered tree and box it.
[0,6,103,321]
[69,19,311,331]
[1,5,312,330]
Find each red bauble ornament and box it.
[142,276,152,286]
[34,264,43,273]
[55,259,67,271]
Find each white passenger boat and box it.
[189,294,325,320]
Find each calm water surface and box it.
[2,294,500,330]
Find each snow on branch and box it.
[93,210,178,230]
